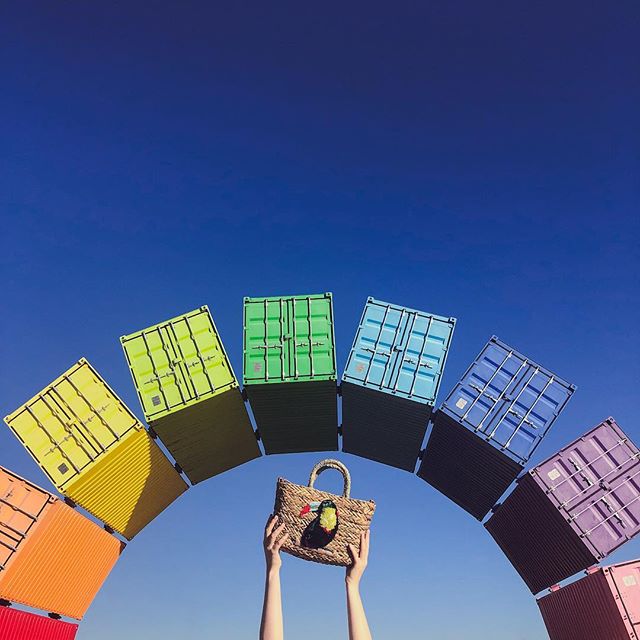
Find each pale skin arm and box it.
[346,529,372,640]
[260,515,289,640]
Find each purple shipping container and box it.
[485,417,640,594]
[538,560,640,640]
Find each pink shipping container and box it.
[485,417,640,593]
[538,560,640,640]
[0,605,78,640]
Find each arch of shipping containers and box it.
[1,292,638,640]
[4,359,188,539]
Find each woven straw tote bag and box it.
[273,459,376,566]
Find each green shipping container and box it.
[243,293,338,454]
[121,306,261,484]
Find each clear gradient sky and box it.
[1,3,638,639]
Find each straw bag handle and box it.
[308,459,351,498]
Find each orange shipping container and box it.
[0,466,123,619]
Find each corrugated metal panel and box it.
[532,417,640,560]
[342,298,455,405]
[246,381,337,454]
[4,359,140,491]
[121,306,238,422]
[152,389,261,483]
[65,428,188,539]
[608,560,640,631]
[341,382,431,471]
[537,565,636,640]
[485,473,596,594]
[440,336,575,464]
[0,467,53,572]
[243,293,337,384]
[0,606,78,640]
[417,411,522,520]
[0,490,122,619]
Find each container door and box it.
[4,360,139,490]
[534,418,640,560]
[171,308,236,399]
[442,337,575,463]
[343,300,409,392]
[0,469,51,572]
[390,310,455,404]
[121,323,191,420]
[288,295,336,380]
[244,298,292,383]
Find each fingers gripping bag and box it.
[273,459,375,566]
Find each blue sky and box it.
[1,2,638,639]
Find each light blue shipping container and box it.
[342,298,456,405]
[440,335,576,464]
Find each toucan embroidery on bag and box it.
[299,499,339,549]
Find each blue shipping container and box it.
[440,336,576,463]
[342,298,456,405]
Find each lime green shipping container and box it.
[4,359,188,539]
[243,293,338,454]
[121,306,261,484]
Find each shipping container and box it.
[538,561,640,640]
[417,411,522,518]
[485,417,640,594]
[0,606,78,640]
[341,298,455,471]
[243,294,338,454]
[418,336,575,520]
[437,336,576,463]
[121,307,261,484]
[4,360,188,538]
[0,466,122,619]
[65,427,188,539]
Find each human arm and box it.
[345,529,372,640]
[260,515,288,640]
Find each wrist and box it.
[267,565,281,579]
[345,576,361,590]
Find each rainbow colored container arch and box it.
[2,292,638,640]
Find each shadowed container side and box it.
[485,418,640,594]
[341,297,455,471]
[243,293,338,454]
[537,561,640,640]
[0,606,78,640]
[4,359,188,539]
[121,306,260,485]
[418,335,575,520]
[0,466,122,619]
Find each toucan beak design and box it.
[299,501,321,517]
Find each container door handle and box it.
[403,357,433,369]
[363,347,391,357]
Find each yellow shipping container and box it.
[65,427,187,539]
[5,359,188,539]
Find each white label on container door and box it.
[547,469,562,481]
[455,397,468,409]
[623,575,638,587]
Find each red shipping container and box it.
[538,560,640,640]
[0,606,78,640]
